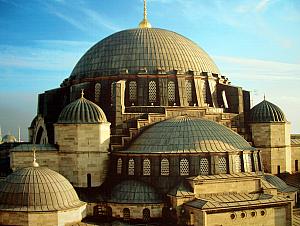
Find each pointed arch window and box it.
[148,80,157,103]
[168,81,175,103]
[161,158,169,176]
[129,81,137,101]
[200,158,209,175]
[117,158,122,175]
[128,159,135,175]
[95,83,101,102]
[180,158,189,176]
[186,80,192,103]
[218,157,227,174]
[143,158,151,176]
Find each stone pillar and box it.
[207,73,219,108]
[193,77,205,107]
[113,80,126,134]
[159,77,168,106]
[177,75,188,107]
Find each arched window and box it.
[235,155,241,173]
[161,158,169,176]
[111,82,116,103]
[128,159,135,175]
[129,81,137,101]
[123,208,130,221]
[95,83,101,102]
[143,208,151,222]
[117,158,122,175]
[200,158,209,175]
[247,154,253,172]
[148,80,157,103]
[180,158,189,176]
[186,80,192,103]
[168,81,175,103]
[218,157,227,174]
[202,80,207,103]
[143,158,151,176]
[87,173,91,188]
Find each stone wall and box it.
[291,145,300,173]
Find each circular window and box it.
[261,210,266,216]
[230,213,236,220]
[241,212,246,218]
[251,211,256,217]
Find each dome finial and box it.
[32,146,39,167]
[81,89,84,98]
[139,0,152,28]
[264,93,266,100]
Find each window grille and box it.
[123,208,130,221]
[117,158,122,174]
[200,158,209,175]
[161,158,169,175]
[202,80,207,103]
[148,81,157,103]
[143,208,150,222]
[235,155,241,173]
[186,80,192,103]
[218,157,227,174]
[129,81,137,101]
[128,159,135,175]
[95,83,101,102]
[143,158,151,176]
[168,81,175,102]
[180,158,189,176]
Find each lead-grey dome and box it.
[57,96,107,124]
[0,167,83,211]
[69,28,220,81]
[2,134,17,143]
[249,100,285,123]
[124,116,254,154]
[110,180,161,204]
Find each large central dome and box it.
[70,28,220,80]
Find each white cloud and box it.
[256,0,271,12]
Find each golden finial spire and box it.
[139,0,152,28]
[81,89,84,98]
[32,146,39,167]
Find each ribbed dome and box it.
[249,100,285,123]
[110,180,161,204]
[124,116,254,154]
[2,134,17,143]
[57,96,107,124]
[69,28,220,81]
[0,167,83,211]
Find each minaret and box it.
[139,0,152,28]
[18,127,21,142]
[0,126,2,143]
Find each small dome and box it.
[264,174,298,193]
[0,167,83,211]
[249,100,285,123]
[2,134,17,143]
[110,180,161,204]
[124,116,254,154]
[57,96,107,124]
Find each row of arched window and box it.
[116,155,258,176]
[94,80,195,104]
[116,157,222,176]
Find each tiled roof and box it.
[185,193,290,210]
[123,116,255,154]
[264,174,298,193]
[291,138,300,145]
[11,143,57,152]
[168,180,194,197]
[70,28,220,80]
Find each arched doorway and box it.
[123,208,130,221]
[87,173,91,188]
[143,208,150,222]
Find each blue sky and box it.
[0,0,300,140]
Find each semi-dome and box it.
[124,116,254,154]
[57,94,107,124]
[249,100,285,123]
[0,166,83,211]
[69,28,220,81]
[110,180,161,204]
[2,134,17,143]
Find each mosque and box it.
[0,1,299,226]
